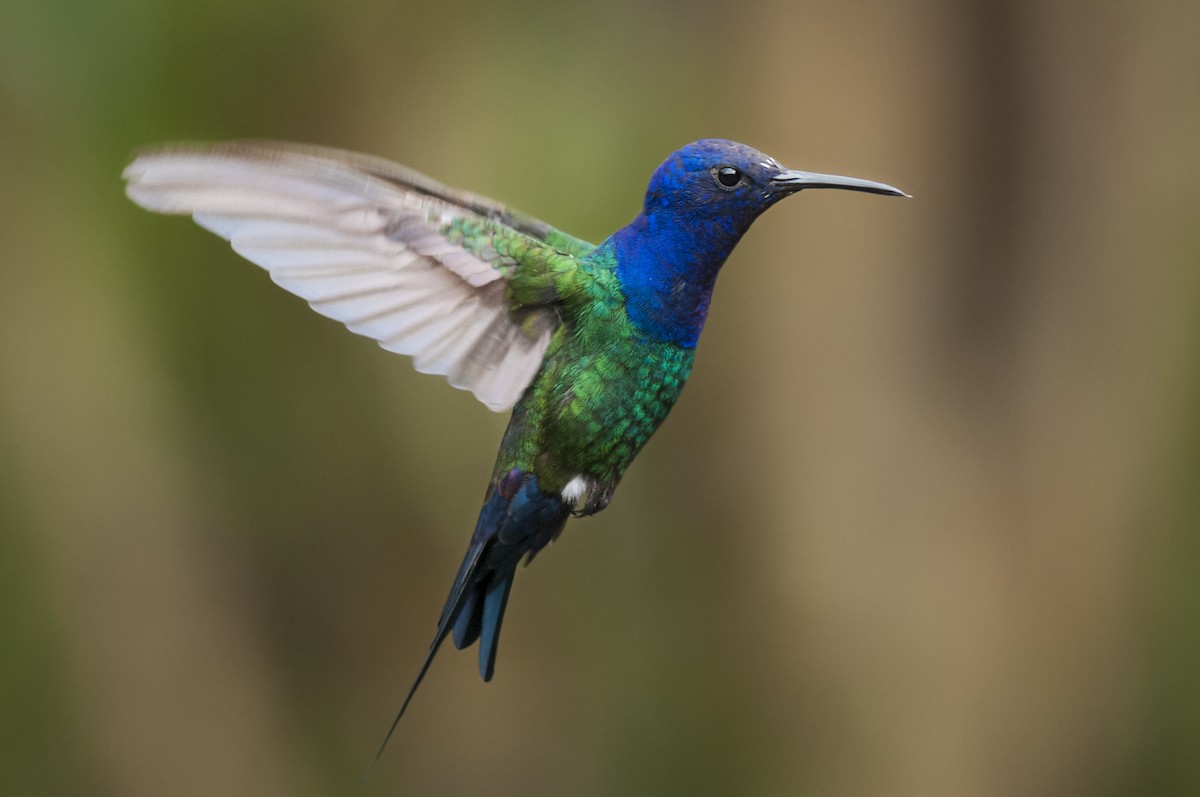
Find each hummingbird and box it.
[123,138,906,755]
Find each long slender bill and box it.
[770,169,909,197]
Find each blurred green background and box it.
[2,0,1199,795]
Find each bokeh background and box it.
[2,1,1199,795]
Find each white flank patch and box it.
[560,475,590,507]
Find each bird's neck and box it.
[609,211,746,348]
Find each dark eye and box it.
[715,166,743,188]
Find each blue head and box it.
[644,140,796,235]
[610,139,905,347]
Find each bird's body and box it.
[122,138,905,754]
[498,237,697,509]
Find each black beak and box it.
[770,169,909,198]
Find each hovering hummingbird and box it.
[123,138,906,754]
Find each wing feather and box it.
[123,142,579,411]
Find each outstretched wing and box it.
[123,141,595,412]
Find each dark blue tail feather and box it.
[479,570,515,681]
[372,471,568,765]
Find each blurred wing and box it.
[124,142,588,411]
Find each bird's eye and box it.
[715,166,743,188]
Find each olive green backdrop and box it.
[2,1,1199,795]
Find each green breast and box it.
[544,329,694,479]
[494,288,695,510]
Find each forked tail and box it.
[372,470,569,766]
